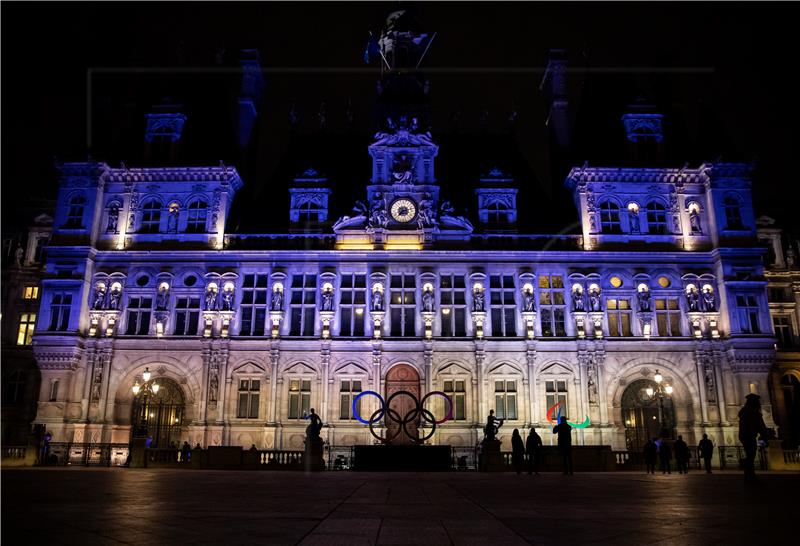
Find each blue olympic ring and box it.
[352,390,384,425]
[351,390,453,426]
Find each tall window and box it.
[647,201,668,234]
[186,200,208,233]
[240,274,269,336]
[607,298,633,336]
[339,274,366,337]
[545,380,568,412]
[539,275,566,336]
[736,294,761,333]
[443,380,466,420]
[339,380,362,420]
[236,379,260,419]
[174,297,200,335]
[655,298,682,336]
[48,292,72,331]
[17,313,36,345]
[599,201,622,234]
[125,297,152,335]
[487,202,511,226]
[490,275,517,337]
[2,370,27,406]
[494,380,517,420]
[289,274,317,336]
[773,316,793,347]
[23,286,39,299]
[288,379,311,419]
[440,274,467,337]
[390,274,416,337]
[64,195,86,228]
[724,196,744,230]
[140,199,162,233]
[298,201,323,223]
[33,236,47,263]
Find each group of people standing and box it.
[642,434,711,474]
[510,416,575,475]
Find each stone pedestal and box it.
[479,439,504,472]
[304,437,325,471]
[129,436,148,468]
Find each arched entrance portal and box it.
[621,379,675,451]
[385,364,421,445]
[130,378,185,448]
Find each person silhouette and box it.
[674,435,689,474]
[511,429,525,475]
[643,438,657,474]
[552,416,573,475]
[526,427,543,475]
[738,393,768,482]
[698,434,714,474]
[658,439,672,474]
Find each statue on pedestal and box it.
[304,408,324,440]
[483,409,504,441]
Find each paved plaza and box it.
[2,468,797,545]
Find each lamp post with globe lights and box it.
[131,367,160,439]
[645,370,674,439]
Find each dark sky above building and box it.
[2,2,798,235]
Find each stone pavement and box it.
[2,468,797,545]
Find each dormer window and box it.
[487,202,511,226]
[64,195,86,229]
[599,200,622,234]
[724,196,744,230]
[298,201,323,224]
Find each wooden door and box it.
[385,364,421,445]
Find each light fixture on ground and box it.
[645,369,673,438]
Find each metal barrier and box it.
[44,442,130,466]
[326,445,355,470]
[451,446,479,470]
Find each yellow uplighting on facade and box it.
[384,243,423,251]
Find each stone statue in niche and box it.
[786,244,796,267]
[221,288,234,311]
[523,289,535,312]
[368,195,389,229]
[156,287,169,311]
[392,154,414,184]
[92,284,107,310]
[205,286,218,311]
[628,209,640,233]
[472,289,485,312]
[702,288,716,312]
[587,364,598,404]
[422,287,435,312]
[689,208,702,233]
[106,207,119,233]
[321,287,334,311]
[108,285,122,310]
[417,197,437,229]
[638,289,651,312]
[208,371,218,403]
[167,206,179,233]
[271,288,284,311]
[589,287,602,312]
[371,289,383,311]
[572,286,586,312]
[686,287,700,311]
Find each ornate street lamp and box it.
[132,367,160,438]
[645,370,674,439]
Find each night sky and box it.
[2,2,798,236]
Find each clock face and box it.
[390,198,417,223]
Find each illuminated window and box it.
[599,201,622,234]
[240,274,269,336]
[443,380,466,420]
[64,195,86,228]
[139,199,162,233]
[288,379,311,419]
[236,379,260,419]
[289,274,317,336]
[539,275,566,337]
[339,380,362,420]
[23,286,39,299]
[607,298,632,337]
[490,275,517,337]
[16,313,36,345]
[186,200,208,233]
[339,274,366,337]
[125,297,152,335]
[655,298,682,337]
[390,274,416,337]
[48,292,72,331]
[440,274,467,337]
[494,380,517,420]
[545,380,568,413]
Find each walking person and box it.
[674,435,689,474]
[526,427,543,475]
[643,438,657,474]
[553,416,574,475]
[738,393,769,482]
[511,429,525,475]
[698,434,714,474]
[658,439,672,474]
[181,441,191,463]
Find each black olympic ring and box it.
[353,389,453,444]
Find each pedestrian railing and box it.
[783,449,800,465]
[43,442,130,466]
[2,446,27,460]
[717,445,768,471]
[256,449,304,467]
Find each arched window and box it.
[599,201,622,234]
[140,200,162,233]
[186,200,208,233]
[646,201,668,234]
[488,202,511,225]
[64,195,86,228]
[724,196,744,230]
[298,201,322,224]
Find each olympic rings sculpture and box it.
[352,390,454,444]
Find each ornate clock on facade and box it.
[390,198,417,223]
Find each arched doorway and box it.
[130,378,185,448]
[621,379,675,451]
[781,374,800,448]
[385,364,421,445]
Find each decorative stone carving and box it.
[271,286,284,312]
[108,284,122,310]
[422,286,435,312]
[572,285,586,312]
[321,285,334,311]
[472,286,485,312]
[686,286,700,312]
[589,286,602,312]
[587,359,598,405]
[205,284,218,311]
[702,286,716,312]
[637,287,651,312]
[106,205,119,233]
[92,283,107,310]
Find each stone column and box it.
[594,348,609,426]
[200,347,212,424]
[268,344,280,423]
[526,346,538,425]
[81,346,97,421]
[577,352,589,444]
[320,343,331,424]
[475,340,486,426]
[694,348,710,425]
[423,340,434,396]
[714,348,730,426]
